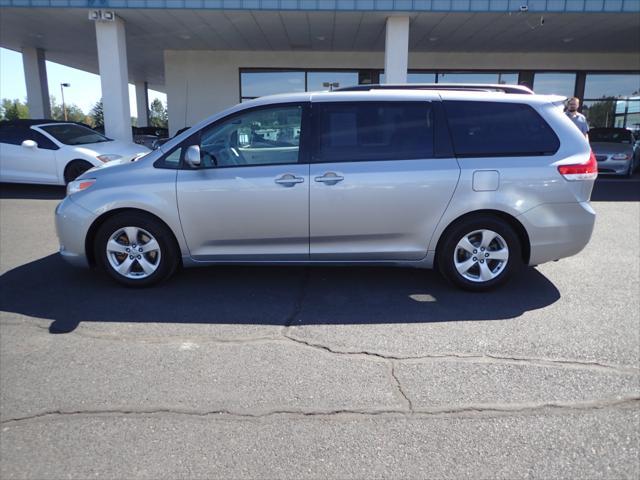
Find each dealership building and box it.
[0,0,639,140]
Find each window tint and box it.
[315,102,433,162]
[30,131,58,150]
[0,126,58,150]
[198,105,303,168]
[588,128,633,143]
[444,101,559,157]
[40,124,109,145]
[0,126,30,145]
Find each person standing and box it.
[565,97,589,140]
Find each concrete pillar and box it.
[95,14,132,142]
[22,47,51,118]
[384,17,410,84]
[135,81,149,127]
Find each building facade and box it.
[1,0,639,139]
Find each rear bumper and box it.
[518,202,596,266]
[55,196,95,268]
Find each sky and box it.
[0,47,166,118]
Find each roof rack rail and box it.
[333,83,534,95]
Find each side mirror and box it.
[21,139,37,149]
[184,145,201,167]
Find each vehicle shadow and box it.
[0,254,560,334]
[0,183,66,200]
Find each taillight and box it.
[558,151,598,181]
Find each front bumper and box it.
[55,196,96,268]
[595,157,632,175]
[518,201,596,266]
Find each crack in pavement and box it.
[3,397,638,426]
[390,362,413,411]
[282,333,640,375]
[4,319,638,375]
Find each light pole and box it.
[60,83,70,121]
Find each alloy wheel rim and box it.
[453,229,509,283]
[106,226,161,279]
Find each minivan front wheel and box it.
[95,213,179,287]
[437,216,522,291]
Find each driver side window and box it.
[199,105,303,168]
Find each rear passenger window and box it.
[444,101,559,157]
[314,102,433,162]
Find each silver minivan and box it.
[55,86,597,291]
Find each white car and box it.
[0,120,150,185]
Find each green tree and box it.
[0,99,29,120]
[50,95,86,123]
[89,100,104,129]
[148,98,168,128]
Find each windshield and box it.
[40,124,111,145]
[589,129,633,144]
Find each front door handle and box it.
[275,174,305,187]
[314,172,344,185]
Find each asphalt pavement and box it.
[1,177,639,479]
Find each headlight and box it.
[67,179,96,196]
[96,154,122,162]
[611,153,630,160]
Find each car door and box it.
[0,126,59,184]
[176,103,310,261]
[309,100,460,261]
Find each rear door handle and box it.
[314,172,344,185]
[275,174,305,187]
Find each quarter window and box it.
[444,101,559,157]
[314,102,434,163]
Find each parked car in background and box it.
[589,127,640,177]
[56,86,597,291]
[0,119,150,185]
[133,126,168,149]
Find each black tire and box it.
[94,212,179,287]
[625,162,634,178]
[437,215,523,292]
[64,160,94,184]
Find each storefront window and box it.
[241,71,305,101]
[407,72,436,83]
[307,71,359,91]
[533,73,576,97]
[583,73,640,129]
[436,72,518,85]
[584,73,640,99]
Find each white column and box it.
[95,15,132,142]
[384,16,410,84]
[135,81,149,127]
[22,47,51,118]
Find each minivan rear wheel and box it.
[437,216,522,292]
[95,213,179,287]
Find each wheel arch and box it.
[85,207,183,268]
[433,209,531,267]
[63,158,96,183]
